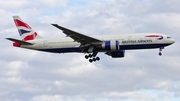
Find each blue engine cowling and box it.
[102,40,119,51]
[106,50,125,58]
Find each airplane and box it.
[6,16,175,63]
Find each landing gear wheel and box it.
[85,55,89,59]
[93,58,96,61]
[159,52,162,56]
[158,47,164,56]
[85,52,100,62]
[96,57,100,61]
[89,59,93,63]
[89,54,93,58]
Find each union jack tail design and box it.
[13,16,42,41]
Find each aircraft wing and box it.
[51,24,102,45]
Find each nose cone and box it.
[169,38,175,45]
[171,38,175,44]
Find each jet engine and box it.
[106,50,125,58]
[102,40,119,51]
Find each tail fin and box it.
[13,16,42,41]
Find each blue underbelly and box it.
[39,43,170,53]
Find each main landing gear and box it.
[158,47,164,56]
[85,52,100,63]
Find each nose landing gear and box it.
[159,52,162,56]
[85,52,100,63]
[159,47,164,56]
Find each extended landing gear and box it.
[158,47,164,56]
[85,52,100,63]
[159,52,162,56]
[89,57,100,63]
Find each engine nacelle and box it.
[106,50,125,58]
[102,40,119,51]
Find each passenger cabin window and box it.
[167,36,171,38]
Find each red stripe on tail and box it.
[14,19,31,29]
[23,32,37,41]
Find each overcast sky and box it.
[0,0,180,101]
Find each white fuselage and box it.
[20,33,175,53]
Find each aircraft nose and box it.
[171,38,175,44]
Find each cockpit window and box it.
[167,36,171,38]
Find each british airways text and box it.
[122,39,152,44]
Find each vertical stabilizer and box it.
[13,16,42,41]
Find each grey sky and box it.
[0,0,180,101]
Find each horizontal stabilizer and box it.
[6,38,34,45]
